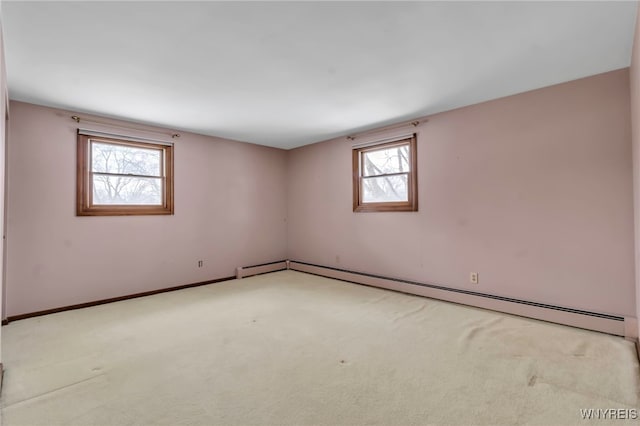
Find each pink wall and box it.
[631,6,640,327]
[0,14,8,358]
[287,69,635,317]
[5,101,287,317]
[5,70,636,320]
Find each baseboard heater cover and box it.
[289,260,627,337]
[236,260,288,279]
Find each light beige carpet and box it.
[1,270,638,425]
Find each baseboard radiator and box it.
[288,260,631,338]
[236,260,288,279]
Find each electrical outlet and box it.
[470,272,479,284]
[198,260,203,268]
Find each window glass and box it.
[353,136,417,212]
[77,134,174,216]
[362,145,409,177]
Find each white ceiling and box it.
[2,1,638,149]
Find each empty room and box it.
[0,1,639,425]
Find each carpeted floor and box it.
[1,270,639,425]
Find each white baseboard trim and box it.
[236,260,287,279]
[289,260,629,337]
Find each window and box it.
[77,133,174,216]
[352,135,417,212]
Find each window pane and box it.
[92,142,161,177]
[362,174,408,203]
[362,144,409,177]
[93,175,162,205]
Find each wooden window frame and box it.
[76,134,174,216]
[352,135,418,213]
